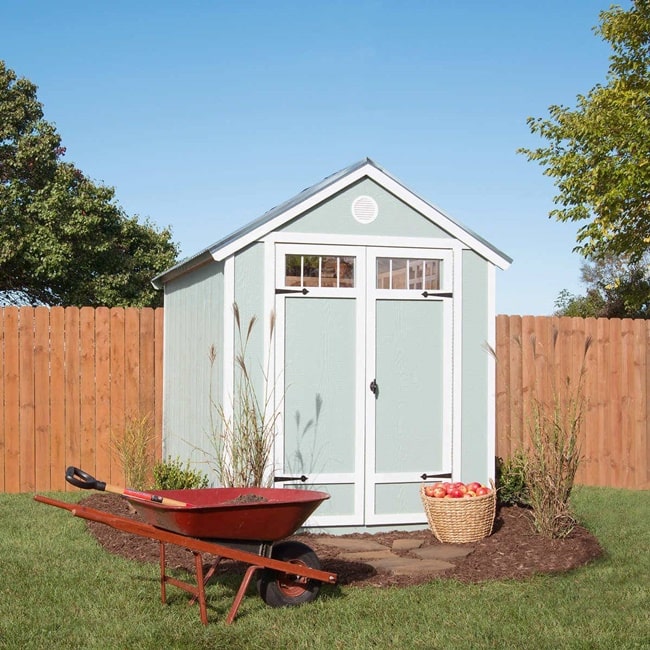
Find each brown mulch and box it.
[80,493,603,588]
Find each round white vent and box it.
[351,195,378,224]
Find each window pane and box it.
[321,256,338,287]
[376,258,390,289]
[409,260,423,290]
[424,260,440,290]
[391,259,407,289]
[340,256,355,288]
[285,254,302,286]
[302,256,319,287]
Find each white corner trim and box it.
[221,256,235,427]
[486,264,497,482]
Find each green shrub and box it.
[496,452,529,506]
[152,457,209,490]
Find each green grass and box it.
[0,487,648,649]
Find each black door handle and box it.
[369,379,378,395]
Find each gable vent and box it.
[351,195,378,224]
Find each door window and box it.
[376,257,441,290]
[285,254,355,288]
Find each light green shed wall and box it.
[280,178,452,239]
[162,260,223,478]
[232,242,267,408]
[460,250,491,484]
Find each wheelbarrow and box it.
[34,467,338,625]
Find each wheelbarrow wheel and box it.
[257,541,322,608]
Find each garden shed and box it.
[152,159,511,532]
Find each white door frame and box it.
[264,234,464,527]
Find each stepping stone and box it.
[367,556,455,576]
[312,538,388,552]
[340,549,394,561]
[392,538,425,552]
[411,545,474,561]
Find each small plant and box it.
[152,456,209,490]
[496,451,529,507]
[519,330,591,538]
[207,304,279,488]
[112,413,156,490]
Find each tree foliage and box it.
[0,60,178,307]
[520,1,650,263]
[554,252,650,318]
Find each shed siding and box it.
[162,260,224,477]
[280,178,452,239]
[460,250,491,483]
[232,243,268,409]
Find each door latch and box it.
[369,379,378,395]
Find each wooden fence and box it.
[496,315,649,491]
[0,308,648,492]
[0,306,163,493]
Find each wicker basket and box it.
[420,481,496,543]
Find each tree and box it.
[0,61,178,307]
[554,252,650,318]
[520,1,650,263]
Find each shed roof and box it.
[152,158,511,288]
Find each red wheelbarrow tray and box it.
[123,486,330,541]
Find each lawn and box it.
[0,487,648,649]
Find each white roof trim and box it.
[209,162,511,270]
[153,159,511,287]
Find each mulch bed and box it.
[81,493,603,588]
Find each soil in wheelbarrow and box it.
[81,493,603,588]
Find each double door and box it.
[274,244,453,526]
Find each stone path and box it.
[313,536,475,577]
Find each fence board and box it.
[34,308,51,491]
[19,308,35,491]
[109,308,126,487]
[4,308,20,492]
[80,307,96,478]
[49,308,66,490]
[94,307,111,481]
[0,310,4,490]
[154,308,164,460]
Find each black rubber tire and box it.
[257,541,322,608]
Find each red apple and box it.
[466,481,482,493]
[424,485,437,497]
[432,487,447,498]
[475,486,490,496]
[448,488,464,498]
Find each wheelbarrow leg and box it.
[158,542,209,625]
[225,563,264,625]
[193,551,209,625]
[159,541,167,605]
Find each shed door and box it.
[365,248,453,525]
[274,244,453,527]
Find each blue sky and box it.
[3,1,628,314]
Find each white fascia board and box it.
[210,162,511,269]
